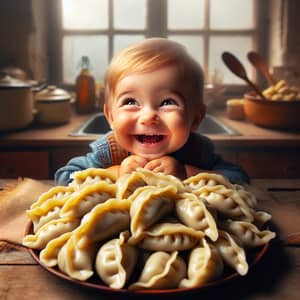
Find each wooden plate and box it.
[25,221,269,297]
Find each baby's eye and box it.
[160,98,178,106]
[123,98,139,106]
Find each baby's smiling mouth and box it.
[135,134,165,144]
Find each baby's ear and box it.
[104,103,114,129]
[191,103,206,131]
[103,103,112,123]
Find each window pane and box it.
[168,35,204,67]
[62,0,108,30]
[114,0,146,29]
[168,0,205,29]
[209,36,253,84]
[63,35,108,84]
[210,0,254,29]
[113,35,145,55]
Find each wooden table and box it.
[0,179,299,300]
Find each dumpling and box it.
[233,184,257,208]
[27,185,74,232]
[60,181,117,218]
[57,234,96,281]
[128,251,186,290]
[29,185,74,209]
[22,217,80,249]
[179,238,224,288]
[215,230,248,276]
[251,210,272,224]
[70,168,117,189]
[184,172,233,191]
[73,198,131,249]
[129,222,204,251]
[39,232,72,267]
[176,192,218,241]
[95,231,138,289]
[30,206,61,233]
[116,172,147,199]
[129,185,178,237]
[136,168,185,192]
[220,219,276,247]
[194,185,254,222]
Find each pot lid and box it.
[0,66,28,80]
[0,72,31,88]
[35,85,71,102]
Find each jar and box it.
[75,56,96,114]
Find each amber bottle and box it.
[75,56,96,114]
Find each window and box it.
[50,0,265,88]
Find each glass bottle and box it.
[75,56,96,114]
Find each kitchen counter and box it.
[0,109,300,148]
[0,178,299,299]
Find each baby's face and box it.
[104,66,202,159]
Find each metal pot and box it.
[0,72,34,131]
[0,66,28,81]
[34,85,73,125]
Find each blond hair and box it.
[104,38,204,110]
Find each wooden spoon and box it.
[247,51,276,86]
[222,51,266,99]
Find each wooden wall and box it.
[0,0,48,81]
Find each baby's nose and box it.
[139,109,160,125]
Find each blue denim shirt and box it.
[55,131,249,185]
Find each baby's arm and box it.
[54,152,104,185]
[173,132,250,184]
[55,134,112,185]
[184,164,210,178]
[209,156,250,184]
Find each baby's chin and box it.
[131,145,182,160]
[132,152,166,161]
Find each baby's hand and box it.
[145,156,186,179]
[120,155,149,175]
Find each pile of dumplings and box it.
[23,168,276,291]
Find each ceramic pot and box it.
[34,85,73,125]
[244,92,300,130]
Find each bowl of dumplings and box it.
[244,80,300,130]
[23,168,275,296]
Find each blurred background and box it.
[0,0,300,101]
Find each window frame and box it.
[47,0,269,95]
